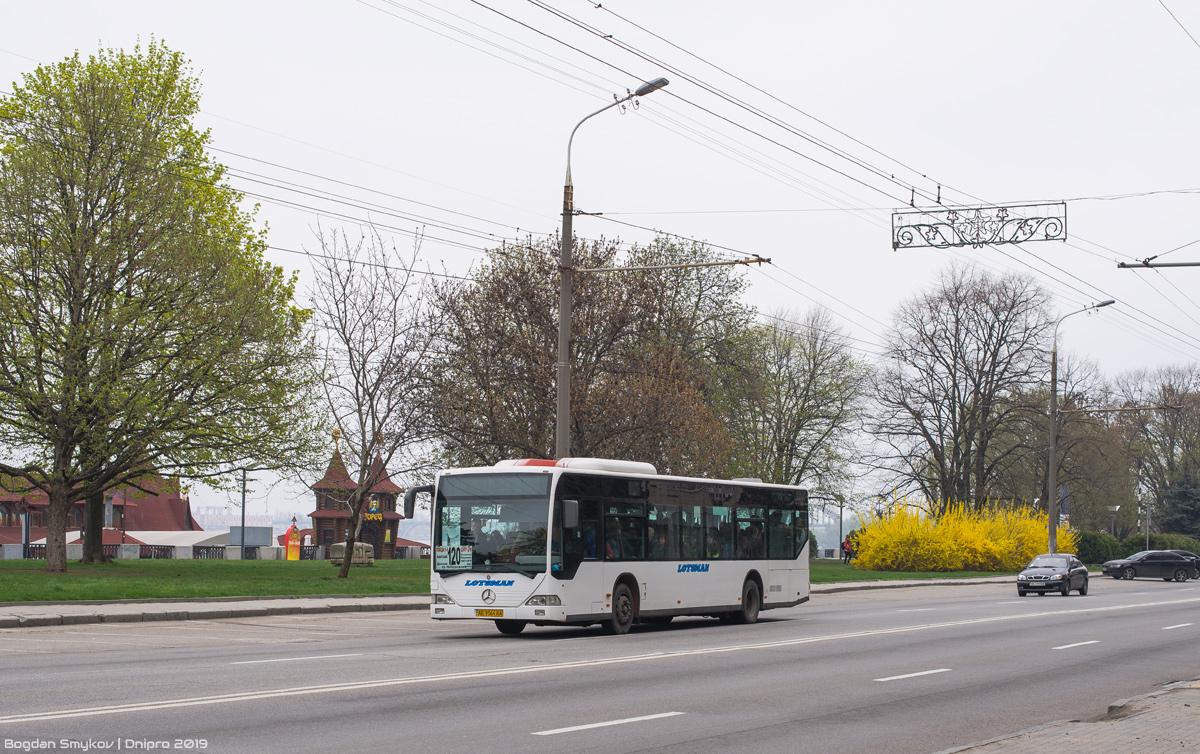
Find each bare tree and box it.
[722,308,869,491]
[1113,364,1200,525]
[430,236,749,475]
[309,226,441,579]
[871,264,1053,513]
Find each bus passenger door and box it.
[560,499,605,618]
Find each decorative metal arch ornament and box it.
[892,202,1066,250]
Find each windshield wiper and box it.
[482,561,537,579]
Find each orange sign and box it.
[286,525,302,560]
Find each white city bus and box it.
[404,457,810,635]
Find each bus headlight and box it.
[525,595,562,606]
[433,594,456,605]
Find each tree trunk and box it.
[337,529,358,579]
[44,486,71,573]
[83,490,106,563]
[337,492,362,579]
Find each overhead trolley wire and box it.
[528,0,936,204]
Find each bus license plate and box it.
[475,609,503,618]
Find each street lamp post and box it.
[1047,299,1114,553]
[556,77,669,460]
[1108,505,1120,538]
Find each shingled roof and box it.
[366,454,403,495]
[311,450,355,491]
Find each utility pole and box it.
[556,78,669,459]
[240,467,247,561]
[1047,300,1114,553]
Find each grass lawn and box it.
[810,559,1013,583]
[0,557,1016,603]
[0,558,430,602]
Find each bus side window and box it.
[706,506,734,560]
[678,506,705,559]
[648,503,680,560]
[768,508,795,559]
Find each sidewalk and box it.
[0,593,429,628]
[936,680,1200,754]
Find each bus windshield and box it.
[433,473,552,576]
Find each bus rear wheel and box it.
[734,579,761,624]
[495,620,527,635]
[605,583,635,635]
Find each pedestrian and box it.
[841,537,852,565]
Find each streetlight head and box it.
[635,77,669,97]
[1095,299,1116,308]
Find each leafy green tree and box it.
[0,42,320,572]
[1159,472,1200,538]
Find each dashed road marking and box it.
[533,712,684,735]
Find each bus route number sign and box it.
[435,545,473,570]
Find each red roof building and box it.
[0,475,200,545]
[309,451,405,559]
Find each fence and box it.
[193,545,226,559]
[300,545,319,561]
[23,544,45,559]
[139,545,174,559]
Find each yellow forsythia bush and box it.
[854,504,1077,572]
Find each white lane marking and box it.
[1163,623,1193,630]
[875,668,951,682]
[532,712,684,736]
[1053,640,1099,650]
[897,608,936,612]
[5,594,1200,725]
[996,601,1024,605]
[231,653,363,665]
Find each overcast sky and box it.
[5,1,1200,521]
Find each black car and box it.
[1101,550,1199,582]
[1017,554,1089,596]
[1170,550,1200,569]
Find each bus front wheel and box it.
[495,620,527,635]
[606,583,635,635]
[734,579,761,624]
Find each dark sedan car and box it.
[1102,550,1199,582]
[1170,550,1200,569]
[1017,554,1089,596]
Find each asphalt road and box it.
[1,576,1197,754]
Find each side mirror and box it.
[562,499,579,529]
[403,484,434,519]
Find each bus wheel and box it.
[735,579,761,624]
[606,583,635,635]
[495,620,527,635]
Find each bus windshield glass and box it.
[433,473,552,576]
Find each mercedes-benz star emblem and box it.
[482,589,496,604]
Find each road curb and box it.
[812,577,1012,594]
[0,599,430,630]
[0,593,423,608]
